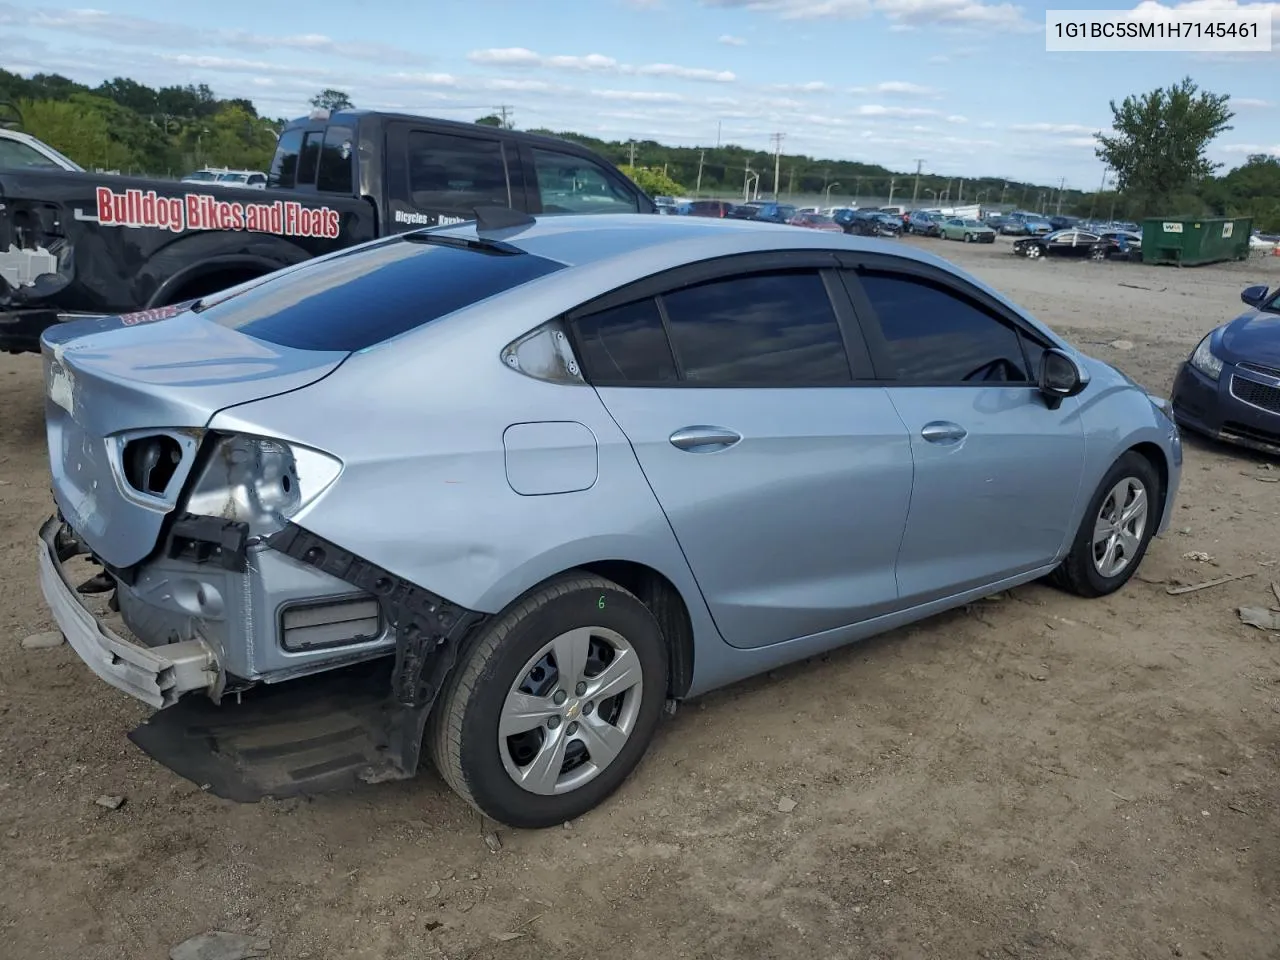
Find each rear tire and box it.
[428,572,668,828]
[1049,451,1160,598]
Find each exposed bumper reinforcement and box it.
[37,515,220,709]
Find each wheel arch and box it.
[145,254,289,307]
[1126,440,1171,527]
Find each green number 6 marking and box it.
[597,595,606,609]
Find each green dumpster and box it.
[1142,216,1253,266]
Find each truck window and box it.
[268,129,303,188]
[297,131,323,187]
[531,149,640,214]
[317,125,354,194]
[407,131,511,213]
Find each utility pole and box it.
[1055,176,1066,216]
[888,176,896,204]
[787,166,795,197]
[911,159,924,206]
[743,162,752,202]
[958,178,964,203]
[695,149,705,198]
[496,105,513,129]
[628,140,636,168]
[769,132,785,200]
[1000,182,1009,206]
[716,120,721,148]
[1087,166,1108,221]
[854,177,861,204]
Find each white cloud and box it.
[466,47,735,82]
[946,114,969,123]
[386,71,458,87]
[1233,97,1273,107]
[769,81,832,92]
[0,3,425,64]
[700,0,1035,31]
[1219,142,1280,154]
[1009,122,1100,135]
[855,80,939,97]
[1062,137,1100,147]
[590,89,686,103]
[855,105,940,118]
[718,33,748,44]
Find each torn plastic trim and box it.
[265,522,486,780]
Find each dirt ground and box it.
[3,236,1280,960]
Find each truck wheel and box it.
[428,572,668,828]
[1049,451,1160,598]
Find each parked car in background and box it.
[939,218,996,243]
[836,208,903,238]
[1048,215,1079,231]
[787,211,842,232]
[685,199,734,218]
[180,168,267,188]
[652,195,679,214]
[996,217,1029,236]
[1013,228,1135,261]
[905,210,942,237]
[0,129,84,172]
[36,212,1182,828]
[1170,283,1280,456]
[750,202,799,224]
[725,202,762,220]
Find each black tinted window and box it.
[858,272,1030,383]
[198,239,563,352]
[317,125,354,193]
[268,129,303,188]
[408,132,510,209]
[297,131,322,186]
[573,299,677,384]
[661,270,850,384]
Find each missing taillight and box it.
[123,435,182,495]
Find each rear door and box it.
[521,144,645,215]
[383,123,521,231]
[841,258,1086,606]
[569,254,914,649]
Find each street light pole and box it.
[824,182,840,206]
[911,158,924,206]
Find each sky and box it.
[0,0,1276,189]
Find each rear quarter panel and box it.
[206,299,721,646]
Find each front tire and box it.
[964,233,973,243]
[1050,451,1161,598]
[428,573,668,828]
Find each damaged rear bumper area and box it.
[39,512,487,800]
[38,515,220,708]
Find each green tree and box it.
[20,97,139,171]
[310,88,354,112]
[619,164,684,197]
[1095,76,1233,217]
[475,114,504,127]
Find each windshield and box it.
[197,236,566,351]
[183,170,218,181]
[218,173,249,183]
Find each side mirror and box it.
[1242,284,1269,308]
[1038,348,1088,410]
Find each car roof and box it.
[429,212,960,273]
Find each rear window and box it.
[195,238,565,352]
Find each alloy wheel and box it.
[498,627,643,796]
[1092,477,1148,578]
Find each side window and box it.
[660,270,851,385]
[531,149,640,214]
[267,129,303,189]
[407,131,510,211]
[573,299,678,384]
[317,125,354,194]
[297,131,323,187]
[248,174,266,186]
[857,271,1032,384]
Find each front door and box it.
[846,267,1087,605]
[568,264,914,649]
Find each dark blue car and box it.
[1170,283,1280,457]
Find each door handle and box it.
[920,421,967,444]
[669,426,742,452]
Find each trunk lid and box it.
[42,313,347,568]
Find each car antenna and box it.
[474,205,536,236]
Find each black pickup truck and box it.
[0,109,655,353]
